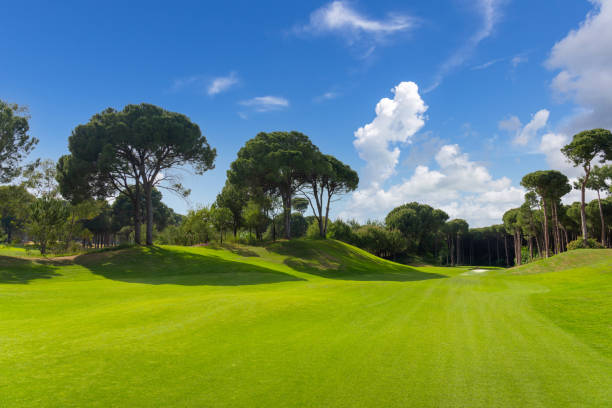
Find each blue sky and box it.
[2,0,611,226]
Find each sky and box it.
[2,0,611,227]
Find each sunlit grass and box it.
[1,241,610,407]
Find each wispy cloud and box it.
[208,72,239,95]
[239,96,289,112]
[171,75,205,92]
[171,72,239,95]
[426,0,505,92]
[294,1,416,55]
[471,53,528,71]
[314,91,340,102]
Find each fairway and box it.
[1,241,611,407]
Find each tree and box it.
[23,159,60,197]
[561,128,612,243]
[111,188,179,237]
[228,131,320,239]
[210,206,233,244]
[585,165,612,246]
[503,208,522,266]
[301,154,359,238]
[61,103,216,246]
[28,197,69,254]
[242,200,268,240]
[386,203,448,255]
[291,197,309,215]
[0,100,38,183]
[521,171,569,257]
[445,219,469,265]
[215,182,248,237]
[0,185,35,242]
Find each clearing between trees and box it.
[1,241,610,407]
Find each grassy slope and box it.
[0,241,610,407]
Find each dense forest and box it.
[1,100,611,265]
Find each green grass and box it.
[1,241,610,407]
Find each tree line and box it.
[1,99,611,264]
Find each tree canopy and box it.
[0,100,38,183]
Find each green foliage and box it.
[291,197,309,214]
[62,103,216,245]
[386,202,448,254]
[228,131,321,239]
[27,197,70,254]
[0,100,38,183]
[567,238,604,250]
[0,185,35,242]
[215,182,248,236]
[210,206,233,244]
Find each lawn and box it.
[1,241,610,407]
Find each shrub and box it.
[567,238,604,250]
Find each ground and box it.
[1,241,610,407]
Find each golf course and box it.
[1,241,610,407]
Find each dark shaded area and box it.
[74,246,303,286]
[268,240,447,282]
[0,256,61,284]
[208,244,260,258]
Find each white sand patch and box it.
[461,268,490,276]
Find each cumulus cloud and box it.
[342,143,525,227]
[427,0,505,92]
[208,72,239,95]
[353,81,427,186]
[546,0,612,133]
[344,80,528,226]
[239,96,289,112]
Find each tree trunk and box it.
[504,234,509,267]
[283,193,291,239]
[134,183,142,245]
[145,182,154,246]
[540,196,550,258]
[487,238,491,266]
[597,190,606,246]
[580,166,590,244]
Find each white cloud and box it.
[208,72,239,95]
[426,0,504,92]
[296,1,415,55]
[301,1,413,35]
[498,115,522,133]
[314,91,339,102]
[511,55,527,68]
[239,96,289,112]
[343,143,525,227]
[513,109,549,145]
[353,81,427,186]
[346,80,527,226]
[498,110,550,146]
[546,0,612,133]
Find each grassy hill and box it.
[1,241,610,407]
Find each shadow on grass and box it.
[74,246,303,286]
[207,243,260,257]
[268,240,447,282]
[0,256,62,284]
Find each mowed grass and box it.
[1,241,610,407]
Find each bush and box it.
[567,238,604,250]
